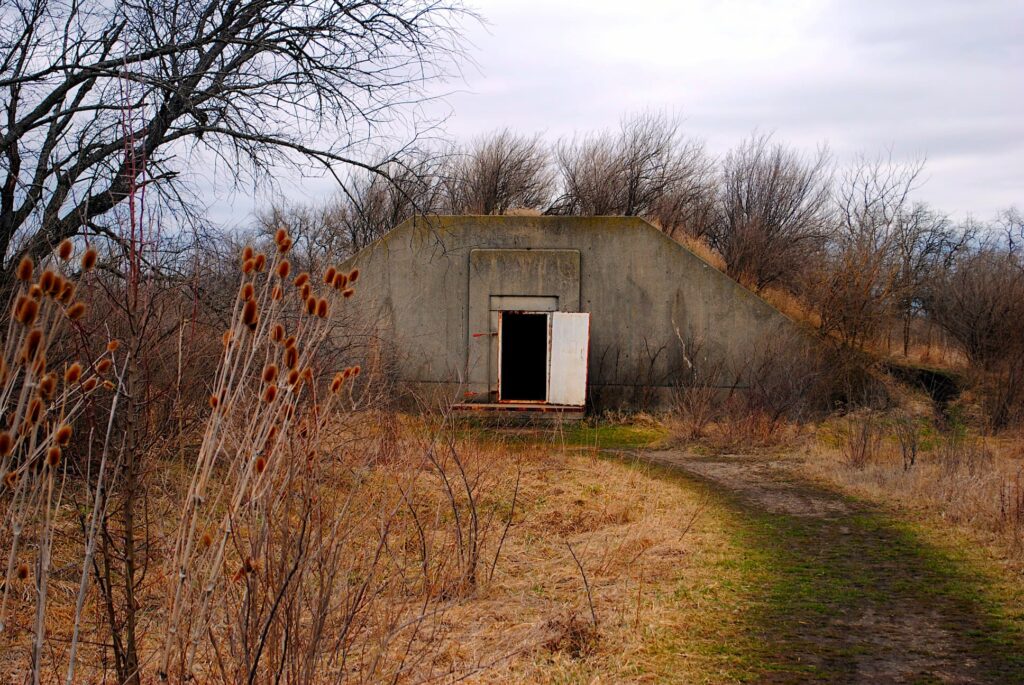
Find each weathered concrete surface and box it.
[341,215,803,410]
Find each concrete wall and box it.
[341,215,800,410]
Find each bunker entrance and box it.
[499,312,548,401]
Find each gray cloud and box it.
[218,0,1022,225]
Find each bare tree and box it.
[999,206,1023,252]
[926,239,1024,369]
[711,134,832,290]
[259,153,445,269]
[890,203,970,355]
[0,0,468,286]
[807,154,925,351]
[550,112,715,235]
[926,236,1024,428]
[443,129,553,214]
[335,154,447,249]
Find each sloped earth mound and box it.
[632,450,1024,684]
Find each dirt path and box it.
[631,449,1024,684]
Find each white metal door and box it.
[547,312,590,406]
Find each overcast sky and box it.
[228,0,1023,225]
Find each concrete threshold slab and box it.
[452,402,585,423]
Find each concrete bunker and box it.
[340,215,805,416]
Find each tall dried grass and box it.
[807,419,1024,562]
[0,230,525,683]
[0,242,119,683]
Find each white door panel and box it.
[547,313,590,406]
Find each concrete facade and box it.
[341,215,802,410]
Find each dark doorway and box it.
[500,313,548,401]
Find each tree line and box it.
[264,113,1023,427]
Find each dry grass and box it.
[1,417,747,683]
[760,285,821,330]
[675,234,727,273]
[804,413,1024,565]
[442,441,748,683]
[895,340,969,369]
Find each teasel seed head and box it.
[262,384,277,403]
[27,398,43,425]
[107,339,120,352]
[16,562,29,580]
[242,258,255,274]
[276,259,291,279]
[16,256,34,281]
[302,366,313,383]
[255,456,267,474]
[242,299,258,331]
[209,393,219,409]
[0,432,13,456]
[324,266,336,284]
[279,237,293,253]
[316,298,328,318]
[67,302,86,320]
[348,268,359,284]
[81,377,98,392]
[305,297,316,316]
[274,228,288,246]
[287,368,300,386]
[201,532,213,548]
[81,248,98,272]
[222,329,233,348]
[262,363,278,384]
[242,245,254,262]
[28,284,42,300]
[57,239,73,261]
[96,358,112,375]
[271,324,285,342]
[58,281,75,304]
[64,362,83,384]
[46,445,61,468]
[101,380,115,391]
[285,346,299,370]
[22,329,43,363]
[330,374,343,394]
[39,373,57,400]
[55,424,72,446]
[293,272,309,288]
[253,253,266,272]
[271,285,282,301]
[241,283,255,301]
[342,288,355,299]
[300,283,311,301]
[15,296,38,326]
[48,274,64,297]
[284,335,296,349]
[333,272,347,290]
[39,269,56,294]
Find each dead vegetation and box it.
[807,412,1024,564]
[0,407,717,682]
